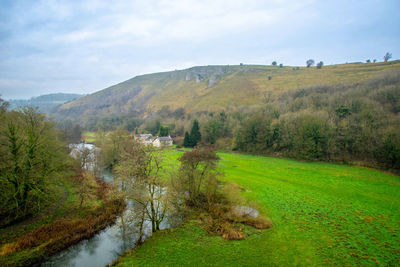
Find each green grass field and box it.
[116,150,400,266]
[82,131,96,143]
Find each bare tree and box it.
[77,171,97,208]
[78,146,92,169]
[171,146,220,207]
[114,139,168,233]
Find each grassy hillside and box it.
[116,149,400,266]
[54,61,400,123]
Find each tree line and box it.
[233,71,400,169]
[152,70,400,170]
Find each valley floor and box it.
[116,150,400,266]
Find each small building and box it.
[136,134,154,146]
[136,134,173,148]
[153,136,173,148]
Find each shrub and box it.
[384,52,392,62]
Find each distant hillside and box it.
[54,61,400,124]
[9,93,84,114]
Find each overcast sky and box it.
[1,0,399,99]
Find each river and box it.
[42,144,171,267]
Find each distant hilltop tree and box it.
[316,61,324,69]
[384,52,392,62]
[366,59,371,63]
[373,59,376,63]
[272,61,277,66]
[306,59,315,67]
[279,63,283,68]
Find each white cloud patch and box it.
[50,0,315,46]
[0,0,399,99]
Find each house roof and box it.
[158,136,173,141]
[139,134,153,138]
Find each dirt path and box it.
[0,183,69,235]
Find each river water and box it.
[42,145,171,267]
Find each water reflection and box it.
[43,202,172,266]
[42,150,176,267]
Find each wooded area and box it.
[233,71,400,169]
[0,100,69,226]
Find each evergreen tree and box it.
[159,125,170,136]
[190,119,201,147]
[183,131,191,147]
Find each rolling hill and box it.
[53,61,400,124]
[9,93,84,114]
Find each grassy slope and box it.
[117,150,400,266]
[58,61,400,118]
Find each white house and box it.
[136,134,155,146]
[136,134,173,147]
[152,136,173,148]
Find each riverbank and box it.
[0,169,124,266]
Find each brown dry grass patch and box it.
[199,203,272,241]
[242,216,272,229]
[0,173,125,267]
[0,199,124,257]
